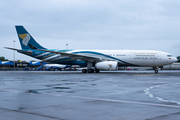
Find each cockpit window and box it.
[167,55,172,57]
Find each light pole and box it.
[13,40,15,71]
[66,44,68,50]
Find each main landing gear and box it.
[82,62,100,73]
[82,69,87,73]
[82,69,100,73]
[82,69,94,73]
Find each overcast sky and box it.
[1,0,180,61]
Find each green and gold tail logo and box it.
[19,34,27,39]
[19,34,30,46]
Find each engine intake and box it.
[95,61,118,71]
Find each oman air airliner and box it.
[5,26,177,74]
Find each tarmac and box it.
[0,70,180,120]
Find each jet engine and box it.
[95,61,118,71]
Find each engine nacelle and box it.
[95,61,118,71]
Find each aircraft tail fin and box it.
[15,26,46,50]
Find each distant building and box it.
[0,61,30,70]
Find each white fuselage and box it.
[63,49,177,67]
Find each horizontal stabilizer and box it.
[4,47,32,54]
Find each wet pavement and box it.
[0,71,180,120]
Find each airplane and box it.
[5,25,177,74]
[43,64,71,71]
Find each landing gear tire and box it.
[82,69,87,73]
[155,70,158,74]
[88,69,94,73]
[95,69,100,73]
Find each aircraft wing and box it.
[4,47,108,62]
[37,49,103,62]
[4,47,33,54]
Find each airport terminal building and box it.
[0,61,38,71]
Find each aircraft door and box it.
[130,52,134,59]
[156,53,161,60]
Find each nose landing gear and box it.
[154,70,158,74]
[154,66,159,74]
